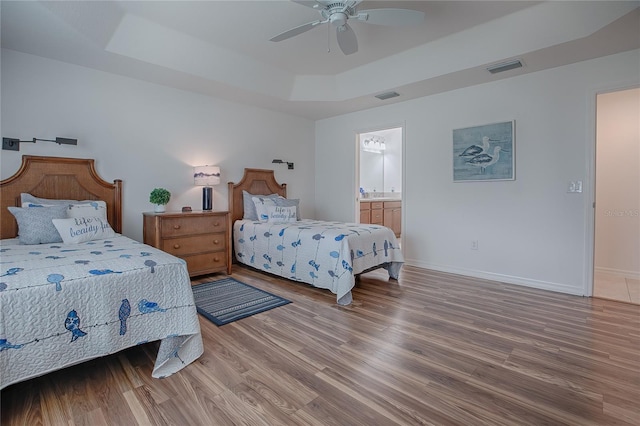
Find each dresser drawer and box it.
[183,251,227,274]
[371,202,383,210]
[161,215,226,237]
[384,201,401,209]
[162,232,226,256]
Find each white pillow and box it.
[66,201,107,220]
[24,200,107,221]
[243,191,280,220]
[252,196,277,222]
[265,206,297,223]
[21,193,79,205]
[52,216,116,244]
[274,197,301,220]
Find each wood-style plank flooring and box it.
[2,264,639,425]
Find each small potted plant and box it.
[149,188,171,213]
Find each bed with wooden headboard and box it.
[0,155,203,389]
[228,168,404,305]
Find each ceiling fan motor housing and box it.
[322,2,356,27]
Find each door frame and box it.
[586,83,639,297]
[354,122,406,236]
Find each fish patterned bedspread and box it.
[0,235,203,389]
[233,219,404,304]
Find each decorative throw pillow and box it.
[52,216,116,244]
[265,206,297,223]
[252,196,277,221]
[244,191,279,220]
[273,197,301,220]
[7,205,67,244]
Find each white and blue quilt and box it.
[233,219,404,304]
[0,235,203,389]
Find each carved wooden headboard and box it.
[0,156,122,239]
[227,168,287,224]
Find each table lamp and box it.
[193,165,220,211]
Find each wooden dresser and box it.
[143,210,231,277]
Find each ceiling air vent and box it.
[487,59,523,74]
[375,91,400,100]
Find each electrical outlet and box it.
[471,240,478,250]
[2,138,20,151]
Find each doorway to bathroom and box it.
[356,126,403,240]
[592,87,639,304]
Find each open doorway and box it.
[356,126,403,240]
[592,87,639,304]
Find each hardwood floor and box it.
[2,264,639,425]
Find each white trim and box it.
[354,122,406,256]
[594,266,640,280]
[405,259,585,296]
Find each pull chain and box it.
[327,22,331,53]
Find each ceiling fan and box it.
[270,0,425,55]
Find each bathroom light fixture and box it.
[194,165,220,211]
[272,159,294,170]
[362,135,386,153]
[2,137,78,151]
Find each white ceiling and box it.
[1,1,639,120]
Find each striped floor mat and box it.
[192,277,291,326]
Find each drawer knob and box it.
[173,244,181,249]
[214,222,220,227]
[173,225,181,230]
[213,239,220,245]
[213,257,220,262]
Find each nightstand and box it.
[143,210,231,277]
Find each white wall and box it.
[1,49,316,242]
[315,49,640,296]
[595,88,640,277]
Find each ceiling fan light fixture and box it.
[487,59,523,74]
[375,91,400,101]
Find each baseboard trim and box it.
[404,259,585,296]
[594,266,640,280]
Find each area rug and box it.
[192,277,291,326]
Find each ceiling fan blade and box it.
[337,23,358,55]
[356,8,425,26]
[270,20,322,42]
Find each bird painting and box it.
[47,273,64,291]
[459,136,496,157]
[144,259,157,273]
[119,299,131,335]
[1,267,23,277]
[466,146,503,173]
[138,299,166,314]
[0,338,23,351]
[453,121,514,181]
[64,310,87,342]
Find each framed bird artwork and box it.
[453,120,515,182]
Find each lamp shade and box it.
[194,165,220,186]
